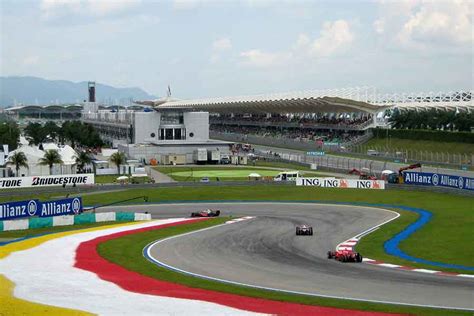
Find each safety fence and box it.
[212,131,473,169]
[351,144,473,168]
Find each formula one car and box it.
[296,224,313,236]
[327,249,363,262]
[190,209,221,217]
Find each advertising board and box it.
[403,172,474,191]
[0,174,95,189]
[296,178,385,189]
[0,197,83,221]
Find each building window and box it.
[165,128,173,140]
[160,129,165,140]
[160,112,184,124]
[189,132,194,138]
[174,128,181,140]
[150,132,156,138]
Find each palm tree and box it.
[39,149,63,175]
[109,152,127,176]
[7,152,29,176]
[75,151,92,173]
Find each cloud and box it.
[40,0,142,19]
[374,0,473,46]
[172,0,202,10]
[210,38,232,63]
[373,19,385,34]
[239,19,354,68]
[310,20,354,57]
[240,49,292,68]
[22,56,40,66]
[398,1,472,44]
[212,38,232,51]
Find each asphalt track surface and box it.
[100,203,474,310]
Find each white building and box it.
[6,140,78,176]
[82,102,232,164]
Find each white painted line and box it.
[362,258,376,262]
[378,263,402,268]
[458,274,474,278]
[412,269,440,274]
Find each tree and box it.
[24,122,47,145]
[38,149,63,175]
[61,121,103,148]
[0,122,21,150]
[109,152,127,175]
[75,151,92,173]
[7,152,28,176]
[43,121,60,142]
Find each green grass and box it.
[154,165,324,181]
[95,175,120,184]
[98,217,470,316]
[0,221,131,239]
[363,137,474,156]
[95,175,152,184]
[1,186,473,272]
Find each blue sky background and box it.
[1,0,472,99]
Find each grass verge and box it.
[98,218,470,316]
[154,165,325,181]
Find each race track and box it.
[102,203,474,310]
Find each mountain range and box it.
[0,76,156,107]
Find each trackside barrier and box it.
[0,212,151,232]
[296,178,385,189]
[403,171,474,191]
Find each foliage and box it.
[61,121,103,148]
[371,128,474,144]
[109,152,127,175]
[24,122,47,145]
[38,149,63,174]
[43,121,60,142]
[387,108,474,132]
[75,151,92,173]
[0,121,20,151]
[6,152,28,175]
[23,120,103,148]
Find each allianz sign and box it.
[296,178,385,190]
[403,172,474,191]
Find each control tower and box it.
[88,81,96,102]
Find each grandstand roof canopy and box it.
[157,88,389,114]
[5,104,148,114]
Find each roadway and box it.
[101,203,474,311]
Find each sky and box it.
[1,0,472,99]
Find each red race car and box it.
[190,209,221,217]
[327,249,363,262]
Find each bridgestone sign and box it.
[296,177,385,189]
[0,174,95,189]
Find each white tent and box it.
[248,173,261,178]
[7,142,78,176]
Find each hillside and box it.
[0,76,156,107]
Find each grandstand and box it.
[153,87,473,152]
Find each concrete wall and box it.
[184,112,209,141]
[121,143,230,164]
[134,112,160,143]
